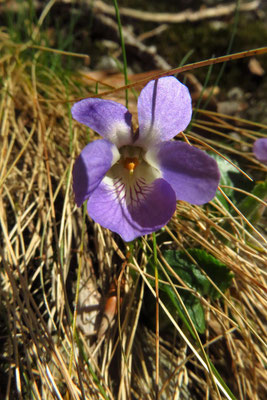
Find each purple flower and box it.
[253,138,267,165]
[72,77,220,241]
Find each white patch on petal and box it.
[135,125,161,149]
[109,121,133,148]
[111,145,120,165]
[144,146,161,170]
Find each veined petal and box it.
[136,77,192,148]
[146,141,220,205]
[73,139,120,207]
[87,176,176,242]
[72,98,133,147]
[253,138,267,165]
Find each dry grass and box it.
[0,29,266,400]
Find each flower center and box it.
[104,145,162,206]
[123,157,139,174]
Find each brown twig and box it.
[94,0,260,23]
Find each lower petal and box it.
[73,139,120,207]
[146,141,220,205]
[87,178,176,241]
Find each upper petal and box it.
[253,138,267,165]
[146,141,220,205]
[72,98,133,147]
[73,139,120,207]
[136,76,192,148]
[87,177,176,242]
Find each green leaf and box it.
[237,180,267,225]
[189,249,234,298]
[183,293,206,334]
[146,249,233,334]
[163,284,206,334]
[163,249,233,300]
[146,256,205,335]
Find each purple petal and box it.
[146,141,220,205]
[253,138,267,165]
[87,178,176,241]
[73,139,120,207]
[72,98,133,147]
[136,77,192,147]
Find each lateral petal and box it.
[73,139,120,207]
[146,141,220,205]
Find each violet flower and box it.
[72,77,220,241]
[253,138,267,165]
